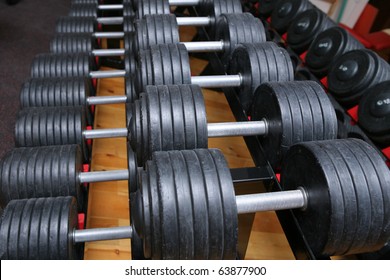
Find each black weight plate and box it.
[56,17,97,34]
[17,196,37,259]
[123,2,135,18]
[353,140,390,251]
[305,27,364,78]
[69,3,98,17]
[155,151,180,259]
[281,140,345,256]
[318,141,359,255]
[60,196,79,259]
[194,149,224,259]
[7,197,25,259]
[335,140,382,254]
[358,81,390,143]
[209,149,238,259]
[38,197,54,259]
[287,9,336,54]
[130,192,146,260]
[137,0,170,18]
[169,151,195,259]
[166,85,186,151]
[128,144,139,194]
[271,0,313,34]
[180,85,199,151]
[229,42,294,112]
[123,16,135,34]
[50,33,95,54]
[216,13,267,69]
[0,201,17,259]
[155,86,175,153]
[181,150,209,259]
[328,49,390,107]
[145,87,163,163]
[191,85,208,149]
[27,198,45,259]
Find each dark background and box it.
[0,0,70,158]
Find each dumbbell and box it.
[15,81,337,170]
[271,0,314,34]
[0,144,139,210]
[358,81,390,146]
[305,27,364,78]
[2,138,389,259]
[327,49,390,108]
[68,1,133,18]
[286,8,336,55]
[30,42,294,111]
[51,13,267,69]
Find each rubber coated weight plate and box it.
[252,81,337,170]
[181,150,210,259]
[56,17,97,34]
[327,49,390,107]
[20,78,90,108]
[0,197,79,259]
[215,13,267,69]
[0,145,83,209]
[123,16,135,33]
[198,0,243,38]
[282,139,390,256]
[305,27,364,78]
[135,15,180,51]
[169,151,196,259]
[30,53,92,78]
[287,9,336,54]
[50,34,97,54]
[136,0,170,18]
[358,81,390,145]
[271,0,314,34]
[15,107,89,161]
[228,42,294,112]
[69,3,99,17]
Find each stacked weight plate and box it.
[1,0,390,260]
[251,0,390,259]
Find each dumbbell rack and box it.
[181,6,325,260]
[240,0,390,259]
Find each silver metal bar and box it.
[93,32,124,39]
[97,4,123,10]
[92,49,126,57]
[82,128,128,139]
[176,17,211,27]
[96,17,123,25]
[169,0,201,5]
[86,96,127,105]
[74,226,133,243]
[183,41,224,53]
[79,170,129,184]
[191,74,242,88]
[236,188,308,214]
[207,121,268,138]
[90,70,126,79]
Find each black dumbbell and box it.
[51,13,267,69]
[30,42,294,111]
[15,81,337,170]
[135,42,294,112]
[327,49,390,108]
[271,0,314,34]
[0,144,139,209]
[286,8,336,55]
[305,26,364,78]
[1,139,389,259]
[358,81,390,146]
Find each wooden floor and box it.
[83,26,296,260]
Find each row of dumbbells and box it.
[1,0,390,260]
[250,0,390,149]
